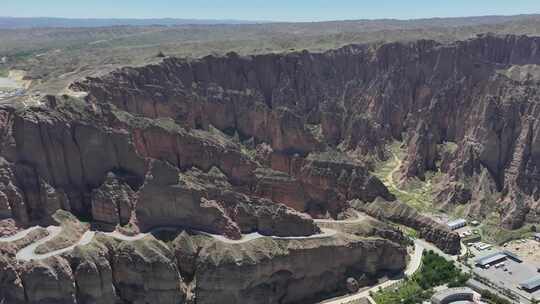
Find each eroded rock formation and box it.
[69,34,540,230]
[187,234,405,304]
[4,33,540,303]
[70,35,540,229]
[0,227,407,304]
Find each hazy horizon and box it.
[2,13,540,23]
[3,0,540,22]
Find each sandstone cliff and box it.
[4,34,540,303]
[352,198,461,254]
[185,233,405,304]
[0,227,406,304]
[73,34,540,229]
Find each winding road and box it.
[16,228,95,261]
[0,226,42,242]
[0,209,427,304]
[104,226,338,244]
[0,223,339,262]
[314,211,366,224]
[0,208,433,304]
[0,210,377,262]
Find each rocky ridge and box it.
[73,33,540,229]
[4,33,537,303]
[0,213,407,304]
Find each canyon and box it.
[1,33,540,303]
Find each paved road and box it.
[0,77,20,89]
[314,211,366,224]
[405,241,424,276]
[106,227,338,244]
[3,204,380,264]
[16,227,95,261]
[9,225,339,261]
[0,226,42,242]
[320,241,425,304]
[210,228,338,243]
[104,230,149,241]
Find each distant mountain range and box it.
[0,17,267,28]
[0,14,539,29]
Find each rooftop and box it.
[503,250,522,262]
[431,287,476,303]
[475,252,507,266]
[447,219,467,226]
[474,250,523,266]
[520,275,540,290]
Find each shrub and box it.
[480,289,513,304]
[374,251,469,304]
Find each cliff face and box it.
[188,234,405,304]
[0,100,321,238]
[352,199,461,254]
[73,33,540,229]
[5,33,540,303]
[0,68,408,303]
[0,231,406,304]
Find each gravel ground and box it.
[503,238,540,266]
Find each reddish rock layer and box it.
[74,34,540,229]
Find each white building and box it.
[447,219,467,230]
[431,287,481,304]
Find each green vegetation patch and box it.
[392,178,437,212]
[372,141,439,212]
[373,250,470,304]
[417,251,470,289]
[373,280,427,304]
[401,226,418,239]
[478,289,513,304]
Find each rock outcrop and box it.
[352,198,461,254]
[22,256,77,304]
[0,255,25,304]
[0,224,407,304]
[136,160,319,239]
[69,241,116,304]
[0,100,320,239]
[174,232,405,304]
[112,238,186,304]
[91,172,137,228]
[6,34,540,303]
[75,34,540,229]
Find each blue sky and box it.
[3,0,540,21]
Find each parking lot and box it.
[473,252,540,301]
